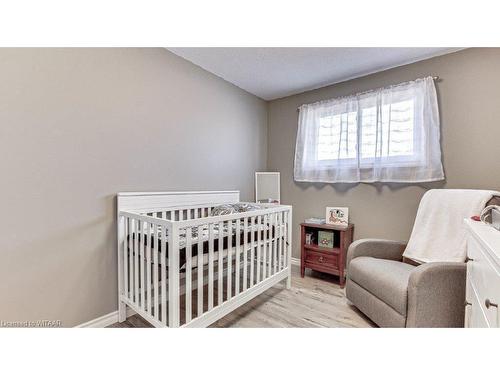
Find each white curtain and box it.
[294,76,444,183]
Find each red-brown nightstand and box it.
[300,222,354,287]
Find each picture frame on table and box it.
[326,207,349,227]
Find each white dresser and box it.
[464,219,500,328]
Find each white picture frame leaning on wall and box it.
[255,172,280,204]
[326,207,349,227]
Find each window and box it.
[294,76,444,183]
[317,100,416,163]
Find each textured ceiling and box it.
[168,47,462,100]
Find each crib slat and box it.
[146,221,152,313]
[256,215,261,283]
[161,225,167,324]
[263,214,268,279]
[272,213,281,273]
[268,213,272,276]
[235,219,241,295]
[250,216,255,287]
[186,227,192,323]
[283,211,292,267]
[153,223,159,320]
[282,212,286,270]
[124,217,129,300]
[218,220,223,306]
[270,214,274,275]
[140,220,145,309]
[267,214,272,276]
[227,220,232,300]
[243,218,248,291]
[268,214,272,276]
[275,213,279,271]
[278,212,282,271]
[134,219,139,303]
[197,225,204,316]
[208,223,214,310]
[280,213,284,269]
[269,214,276,276]
[168,224,180,327]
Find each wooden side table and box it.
[300,222,354,287]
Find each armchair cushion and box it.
[346,239,407,267]
[349,257,415,315]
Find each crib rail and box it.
[117,204,292,328]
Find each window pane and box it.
[360,100,414,160]
[317,112,357,161]
[360,106,377,158]
[386,100,414,157]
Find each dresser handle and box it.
[318,256,324,263]
[485,299,498,309]
[465,256,474,262]
[464,301,472,307]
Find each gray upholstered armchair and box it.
[345,239,466,327]
[345,189,500,327]
[345,190,500,327]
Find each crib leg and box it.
[118,300,127,322]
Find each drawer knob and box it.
[319,256,324,263]
[464,301,472,307]
[485,299,498,309]
[465,256,474,262]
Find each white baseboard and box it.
[291,257,300,266]
[75,307,135,328]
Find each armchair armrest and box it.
[406,262,466,327]
[346,239,407,269]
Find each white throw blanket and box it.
[403,189,500,264]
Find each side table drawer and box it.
[305,250,338,268]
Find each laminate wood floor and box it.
[107,265,375,328]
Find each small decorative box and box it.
[318,230,334,248]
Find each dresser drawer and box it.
[305,250,338,268]
[466,275,491,327]
[467,236,500,327]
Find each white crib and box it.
[117,191,292,328]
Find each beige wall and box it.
[268,48,500,258]
[0,48,267,326]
